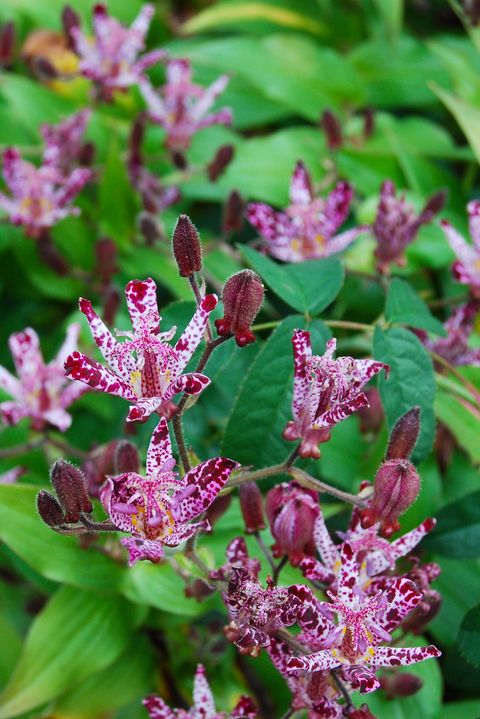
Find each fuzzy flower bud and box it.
[50,459,92,523]
[215,270,264,347]
[380,672,423,699]
[208,144,235,181]
[343,705,377,719]
[386,406,420,460]
[265,481,319,562]
[114,440,140,474]
[172,215,202,277]
[363,108,375,139]
[138,212,163,245]
[62,5,80,42]
[36,489,66,527]
[223,190,245,233]
[239,482,265,534]
[0,22,15,67]
[361,459,420,537]
[320,109,343,150]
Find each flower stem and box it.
[188,275,213,342]
[430,350,480,408]
[330,668,354,711]
[290,468,367,509]
[0,437,45,458]
[254,531,276,575]
[46,435,90,460]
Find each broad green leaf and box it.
[222,316,330,467]
[430,558,480,645]
[122,247,193,301]
[373,326,436,461]
[240,245,344,315]
[435,390,480,464]
[424,490,480,558]
[431,83,480,164]
[182,1,326,36]
[372,0,403,39]
[458,604,480,669]
[440,700,480,719]
[386,278,446,335]
[0,586,136,718]
[0,0,142,27]
[98,137,138,247]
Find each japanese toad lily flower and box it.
[246,161,367,263]
[441,200,480,296]
[283,331,389,458]
[0,324,88,431]
[144,664,257,719]
[140,58,232,153]
[65,277,217,422]
[417,301,480,367]
[69,4,166,100]
[100,417,239,565]
[41,109,92,174]
[0,147,91,237]
[287,543,440,693]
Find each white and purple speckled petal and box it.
[313,512,340,570]
[289,161,313,206]
[161,520,208,547]
[0,365,21,399]
[390,518,436,564]
[369,644,440,668]
[313,393,370,429]
[146,418,173,475]
[377,578,423,634]
[143,694,176,719]
[174,294,218,375]
[121,535,165,566]
[191,74,229,121]
[65,351,136,401]
[467,199,480,250]
[291,329,312,422]
[192,664,217,717]
[173,457,239,522]
[337,542,358,605]
[162,372,211,403]
[325,225,369,256]
[125,278,159,331]
[287,650,340,673]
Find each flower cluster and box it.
[247,162,367,262]
[417,300,480,367]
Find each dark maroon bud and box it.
[33,56,59,79]
[37,232,69,275]
[320,109,343,150]
[172,214,202,277]
[214,270,264,347]
[223,190,244,233]
[78,141,95,166]
[363,108,375,140]
[50,459,92,523]
[266,481,319,562]
[207,144,235,181]
[419,189,447,222]
[357,387,384,434]
[343,705,377,719]
[62,5,81,39]
[37,490,66,527]
[239,482,265,534]
[171,149,187,170]
[185,578,216,601]
[102,284,121,327]
[205,493,232,527]
[361,459,420,538]
[386,407,420,460]
[138,211,163,245]
[129,115,146,162]
[380,672,423,699]
[0,22,15,66]
[95,237,118,284]
[114,440,140,474]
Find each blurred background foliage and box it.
[1,0,480,718]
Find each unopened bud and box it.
[37,232,68,275]
[320,110,343,150]
[363,108,375,140]
[171,149,187,170]
[361,459,420,537]
[239,482,265,534]
[129,115,146,163]
[78,141,95,166]
[50,459,92,523]
[266,481,319,562]
[138,211,163,245]
[96,237,118,284]
[33,56,59,80]
[215,270,264,347]
[62,5,81,42]
[386,407,420,460]
[223,190,245,233]
[208,144,235,181]
[172,214,202,277]
[0,22,15,66]
[102,284,121,327]
[343,705,377,719]
[114,440,140,474]
[37,489,65,527]
[420,189,447,222]
[380,672,423,699]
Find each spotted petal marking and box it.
[377,578,422,634]
[125,277,159,330]
[143,695,175,719]
[174,457,239,522]
[146,418,174,475]
[9,328,43,379]
[65,351,136,401]
[78,298,133,380]
[174,294,218,374]
[192,665,217,718]
[369,644,440,667]
[121,536,165,566]
[291,329,312,422]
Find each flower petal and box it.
[291,329,312,423]
[377,578,423,634]
[174,457,239,522]
[0,365,21,398]
[65,351,135,401]
[192,665,216,717]
[8,328,43,380]
[174,294,218,375]
[121,536,165,566]
[146,418,173,475]
[125,278,159,331]
[163,372,211,402]
[143,695,175,719]
[78,299,132,380]
[370,644,440,668]
[287,650,339,673]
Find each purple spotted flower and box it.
[373,180,445,273]
[41,110,92,174]
[417,301,480,367]
[100,417,238,565]
[69,4,166,101]
[0,325,88,431]
[144,664,257,719]
[246,162,367,263]
[140,58,232,153]
[65,277,217,422]
[287,543,441,692]
[283,331,389,459]
[0,147,91,238]
[441,201,480,296]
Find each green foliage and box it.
[458,604,480,669]
[424,491,480,558]
[385,278,446,335]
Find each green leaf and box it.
[98,137,138,247]
[240,245,344,315]
[0,586,136,718]
[385,278,446,335]
[373,326,436,461]
[458,604,480,669]
[435,389,480,464]
[372,0,403,39]
[431,83,480,164]
[222,316,330,467]
[440,700,480,719]
[423,490,480,558]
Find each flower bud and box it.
[95,237,118,285]
[363,108,375,140]
[37,232,69,275]
[420,189,447,220]
[0,22,15,67]
[171,149,187,170]
[114,440,140,474]
[78,141,95,167]
[320,109,343,150]
[102,284,121,327]
[37,489,65,527]
[215,270,264,347]
[50,459,92,523]
[265,481,319,562]
[239,482,265,534]
[223,190,245,233]
[386,406,420,460]
[380,672,423,699]
[172,214,202,277]
[360,459,420,537]
[62,5,81,43]
[138,212,163,245]
[343,704,377,719]
[208,144,235,181]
